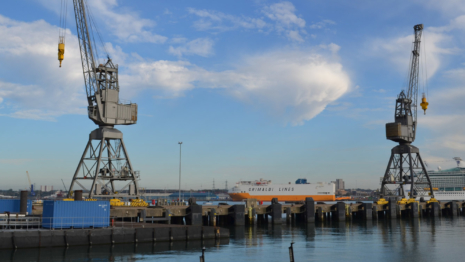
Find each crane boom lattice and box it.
[66,0,140,199]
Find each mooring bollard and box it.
[316,207,324,222]
[199,247,206,262]
[362,203,372,220]
[334,202,345,221]
[304,197,315,223]
[430,202,440,217]
[286,207,292,224]
[447,201,458,217]
[20,191,28,215]
[74,190,83,201]
[270,198,282,224]
[228,205,245,226]
[409,202,419,218]
[289,242,295,262]
[388,197,397,219]
[209,209,216,227]
[186,201,202,226]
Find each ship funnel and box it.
[453,157,463,167]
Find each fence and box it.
[0,216,156,231]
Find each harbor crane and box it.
[26,171,35,196]
[379,24,437,203]
[59,0,140,198]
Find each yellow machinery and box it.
[58,37,65,67]
[63,198,74,201]
[110,199,125,207]
[130,199,148,207]
[376,198,389,205]
[420,93,429,114]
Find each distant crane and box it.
[59,0,140,198]
[379,24,436,202]
[26,171,35,196]
[61,179,68,192]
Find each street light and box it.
[178,141,183,202]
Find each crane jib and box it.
[71,0,137,127]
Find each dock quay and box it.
[0,223,229,250]
[2,196,465,250]
[30,197,465,227]
[108,197,465,225]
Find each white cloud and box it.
[188,8,268,31]
[262,1,307,42]
[0,15,86,120]
[310,19,336,29]
[262,2,305,28]
[370,27,455,79]
[0,15,349,125]
[37,0,167,44]
[168,38,214,57]
[122,48,350,125]
[188,2,307,42]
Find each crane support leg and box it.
[381,144,434,200]
[68,127,140,199]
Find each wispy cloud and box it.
[168,38,214,57]
[122,47,350,125]
[188,8,268,32]
[0,15,86,120]
[262,1,307,42]
[309,19,336,29]
[37,0,167,44]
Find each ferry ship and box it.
[228,178,335,201]
[403,157,465,201]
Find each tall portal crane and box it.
[61,0,140,198]
[379,24,436,202]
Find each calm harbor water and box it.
[3,217,465,261]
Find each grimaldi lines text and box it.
[228,178,335,201]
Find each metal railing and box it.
[0,214,174,231]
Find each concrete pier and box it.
[0,224,229,250]
[228,205,245,226]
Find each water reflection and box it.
[4,217,465,262]
[3,238,229,262]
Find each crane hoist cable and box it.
[58,0,68,67]
[420,31,429,114]
[58,0,109,67]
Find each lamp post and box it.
[178,141,183,202]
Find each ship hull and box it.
[229,192,335,201]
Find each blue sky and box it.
[1,0,465,191]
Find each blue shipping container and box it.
[42,201,110,229]
[0,199,32,214]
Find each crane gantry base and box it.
[68,127,140,199]
[380,144,434,200]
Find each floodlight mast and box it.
[380,24,436,201]
[67,0,140,198]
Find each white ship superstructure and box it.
[228,178,335,201]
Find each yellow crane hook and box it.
[420,93,428,114]
[58,36,65,67]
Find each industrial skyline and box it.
[1,1,465,190]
